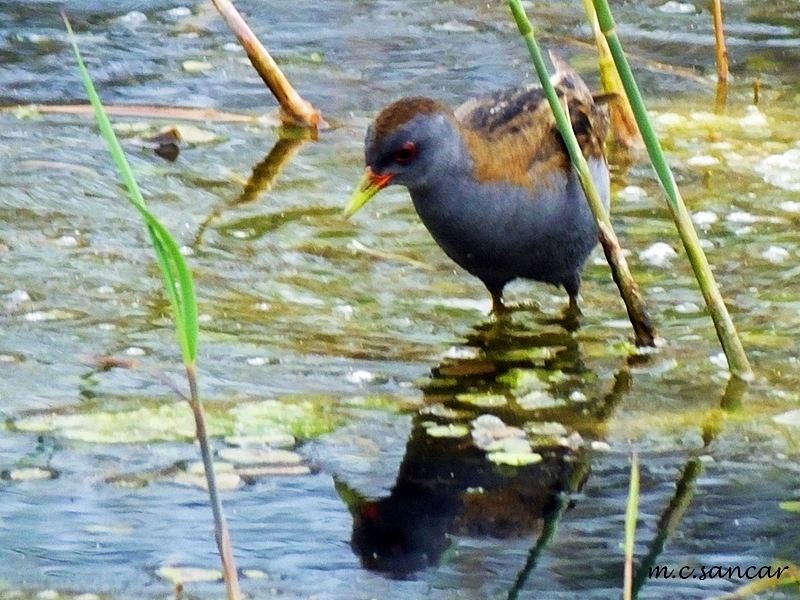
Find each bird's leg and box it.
[567,294,582,316]
[563,273,583,318]
[557,293,583,333]
[489,290,508,316]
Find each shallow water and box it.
[2,1,800,599]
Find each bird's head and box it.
[344,98,463,218]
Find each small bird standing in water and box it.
[344,55,610,314]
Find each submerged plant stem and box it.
[188,365,241,600]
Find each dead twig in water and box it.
[209,0,327,130]
[3,103,280,125]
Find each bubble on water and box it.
[55,235,79,247]
[347,369,377,384]
[432,19,477,33]
[116,11,148,26]
[167,6,192,18]
[658,1,697,14]
[687,155,719,167]
[692,211,718,227]
[639,242,678,267]
[617,185,648,202]
[762,245,790,264]
[755,148,800,191]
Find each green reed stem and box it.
[591,0,753,382]
[64,15,241,599]
[623,450,640,600]
[507,0,658,347]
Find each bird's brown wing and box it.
[454,56,608,190]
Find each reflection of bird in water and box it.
[335,317,631,577]
[337,420,589,576]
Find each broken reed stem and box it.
[710,0,729,83]
[210,0,325,129]
[188,365,241,600]
[507,0,658,347]
[710,0,729,111]
[591,0,753,382]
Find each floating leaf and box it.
[156,566,222,584]
[426,424,470,438]
[779,501,800,513]
[486,451,543,466]
[1,467,58,481]
[456,393,507,407]
[217,447,303,466]
[11,398,340,444]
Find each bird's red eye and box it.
[393,142,417,164]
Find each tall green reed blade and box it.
[63,17,197,367]
[507,0,658,348]
[64,15,241,599]
[590,0,753,383]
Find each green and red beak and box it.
[343,167,394,218]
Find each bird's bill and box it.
[343,168,394,218]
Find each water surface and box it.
[2,1,800,599]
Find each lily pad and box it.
[182,59,213,72]
[185,461,236,475]
[779,501,800,513]
[229,399,340,439]
[224,431,296,448]
[0,467,58,481]
[420,403,471,419]
[524,421,569,436]
[483,437,533,454]
[517,391,566,410]
[242,569,270,579]
[456,393,507,408]
[486,451,543,466]
[171,124,219,144]
[471,414,526,450]
[156,566,222,584]
[172,471,243,491]
[497,368,550,393]
[216,447,303,466]
[425,424,470,438]
[84,524,135,535]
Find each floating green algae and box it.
[11,397,341,444]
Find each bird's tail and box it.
[548,51,595,103]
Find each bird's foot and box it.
[489,296,541,318]
[559,296,582,332]
[566,295,583,318]
[489,291,509,318]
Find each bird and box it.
[344,55,610,315]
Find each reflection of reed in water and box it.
[337,318,631,576]
[191,131,309,248]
